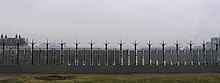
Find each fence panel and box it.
[78,50,84,66]
[179,50,185,65]
[172,50,178,65]
[4,50,9,65]
[137,50,143,65]
[39,50,45,65]
[144,50,149,65]
[54,50,60,65]
[185,50,191,65]
[130,50,135,65]
[151,50,157,65]
[84,50,90,65]
[24,49,31,65]
[213,50,218,64]
[48,50,53,65]
[63,50,69,65]
[33,50,39,65]
[198,50,203,65]
[206,49,212,65]
[100,50,105,66]
[158,50,163,65]
[108,50,114,65]
[19,50,25,65]
[165,50,171,65]
[0,51,2,64]
[114,50,120,65]
[193,50,199,65]
[93,50,98,65]
[123,50,128,65]
[69,50,75,65]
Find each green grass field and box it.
[1,73,220,83]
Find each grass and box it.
[1,73,220,83]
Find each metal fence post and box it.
[53,48,56,65]
[103,40,109,65]
[30,39,36,65]
[147,40,153,65]
[201,40,206,65]
[16,37,21,65]
[89,39,95,65]
[74,39,80,65]
[160,40,167,65]
[118,39,124,65]
[68,48,71,65]
[174,40,180,65]
[0,37,6,64]
[214,43,219,65]
[44,39,50,65]
[132,40,138,65]
[59,39,66,65]
[188,40,194,65]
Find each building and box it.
[211,37,220,51]
[0,34,29,65]
[206,42,212,50]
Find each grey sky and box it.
[0,0,220,48]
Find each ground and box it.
[1,73,220,83]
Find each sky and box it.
[0,0,220,48]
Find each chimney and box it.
[1,34,3,39]
[15,34,18,38]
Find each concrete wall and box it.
[1,65,220,74]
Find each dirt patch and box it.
[35,75,72,81]
[0,74,21,80]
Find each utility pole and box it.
[103,40,110,65]
[147,40,153,65]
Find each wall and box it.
[0,49,220,74]
[1,65,220,74]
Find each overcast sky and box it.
[0,0,220,48]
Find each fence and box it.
[0,40,220,74]
[0,48,219,66]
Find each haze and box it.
[0,0,220,48]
